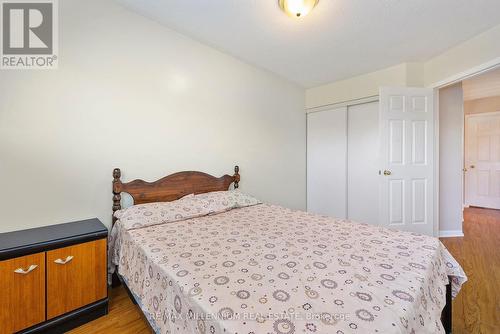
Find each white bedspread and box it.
[110,203,466,334]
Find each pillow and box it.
[193,190,262,214]
[114,191,261,230]
[114,196,208,230]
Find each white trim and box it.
[461,95,465,210]
[306,95,379,114]
[464,112,469,208]
[429,57,500,89]
[433,89,440,237]
[439,230,464,238]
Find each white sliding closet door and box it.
[347,102,380,225]
[307,107,347,218]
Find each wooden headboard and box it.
[112,166,240,224]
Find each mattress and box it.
[110,202,466,334]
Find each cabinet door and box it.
[47,239,107,319]
[0,253,46,334]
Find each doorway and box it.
[463,69,500,210]
[438,67,500,236]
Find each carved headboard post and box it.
[112,168,122,225]
[233,165,240,189]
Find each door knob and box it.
[470,165,475,169]
[463,168,467,172]
[383,170,392,176]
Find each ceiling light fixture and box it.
[278,0,319,18]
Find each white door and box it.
[347,101,380,225]
[465,112,500,209]
[307,107,347,218]
[379,87,435,236]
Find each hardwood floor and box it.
[68,207,499,333]
[440,207,500,334]
[68,286,152,334]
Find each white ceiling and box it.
[463,67,500,101]
[115,0,500,88]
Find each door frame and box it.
[431,59,500,237]
[464,111,500,208]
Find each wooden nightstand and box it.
[0,219,108,334]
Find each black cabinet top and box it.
[0,218,108,260]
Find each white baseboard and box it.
[439,230,464,238]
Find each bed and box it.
[109,166,466,334]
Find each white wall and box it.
[306,23,500,109]
[464,96,500,115]
[462,68,500,101]
[305,63,425,109]
[0,0,306,233]
[425,24,500,86]
[438,83,464,236]
[305,63,408,109]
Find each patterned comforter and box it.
[110,194,466,334]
